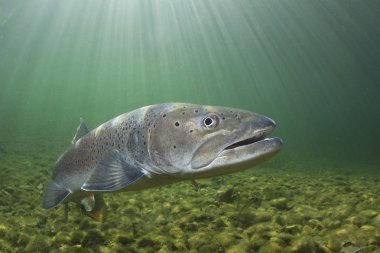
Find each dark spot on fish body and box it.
[175,122,180,127]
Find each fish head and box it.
[147,104,282,178]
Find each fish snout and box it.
[251,115,276,136]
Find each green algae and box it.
[25,235,50,253]
[0,152,380,252]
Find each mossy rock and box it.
[117,233,134,245]
[53,231,71,246]
[217,188,235,203]
[371,214,380,227]
[0,224,7,238]
[248,233,267,251]
[257,240,284,253]
[136,236,160,249]
[81,230,106,248]
[16,232,30,247]
[78,219,97,230]
[226,241,249,253]
[215,232,236,248]
[172,238,187,251]
[270,198,289,210]
[347,215,367,226]
[290,236,324,253]
[231,210,256,228]
[198,243,223,253]
[326,235,341,252]
[25,235,50,253]
[179,221,199,232]
[284,225,302,235]
[0,238,12,252]
[57,245,93,253]
[188,231,212,250]
[70,230,85,245]
[360,210,378,219]
[254,210,273,223]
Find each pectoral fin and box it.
[87,195,106,222]
[81,149,145,192]
[81,194,107,222]
[80,194,95,211]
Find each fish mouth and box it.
[223,124,275,151]
[224,127,272,150]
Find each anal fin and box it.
[42,181,71,209]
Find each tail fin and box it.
[42,181,71,209]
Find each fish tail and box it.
[42,181,71,209]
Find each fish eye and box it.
[201,114,219,129]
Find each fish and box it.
[42,103,283,222]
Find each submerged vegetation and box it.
[0,149,379,253]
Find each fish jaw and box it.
[193,137,283,178]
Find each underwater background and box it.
[0,0,379,252]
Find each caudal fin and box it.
[42,181,71,209]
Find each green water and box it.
[1,0,379,168]
[0,1,379,252]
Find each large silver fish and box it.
[42,103,283,221]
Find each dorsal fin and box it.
[72,118,90,144]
